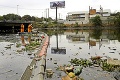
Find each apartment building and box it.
[64,9,111,24]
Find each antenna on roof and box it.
[100,5,103,16]
[89,6,90,19]
[91,7,92,9]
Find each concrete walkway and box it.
[20,34,49,80]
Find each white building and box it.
[64,31,89,42]
[64,9,111,24]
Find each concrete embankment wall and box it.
[30,36,49,80]
[20,35,49,80]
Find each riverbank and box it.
[20,33,49,80]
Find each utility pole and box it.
[56,7,58,49]
[48,8,49,18]
[89,6,91,49]
[46,9,47,18]
[89,6,90,20]
[42,12,44,21]
[17,5,19,15]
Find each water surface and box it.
[44,29,120,80]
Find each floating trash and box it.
[16,49,22,53]
[73,66,83,76]
[28,53,32,55]
[46,69,54,78]
[68,72,75,78]
[79,47,82,49]
[109,52,115,53]
[5,45,11,49]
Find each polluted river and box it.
[0,29,120,80]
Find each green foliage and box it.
[113,12,120,41]
[41,23,48,28]
[92,29,102,39]
[69,58,93,67]
[16,43,21,48]
[25,41,40,51]
[0,13,53,22]
[91,16,102,27]
[30,42,40,46]
[91,16,102,39]
[3,13,21,21]
[35,17,43,22]
[22,15,32,21]
[101,62,120,72]
[31,16,36,21]
[0,16,4,21]
[70,58,120,72]
[74,22,79,27]
[114,12,120,27]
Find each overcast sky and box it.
[0,0,120,19]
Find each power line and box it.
[19,7,45,11]
[0,5,45,11]
[0,5,16,8]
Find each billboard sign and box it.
[51,47,66,54]
[50,1,65,9]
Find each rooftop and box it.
[67,9,111,15]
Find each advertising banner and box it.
[50,1,65,9]
[51,47,66,54]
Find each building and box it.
[64,9,111,24]
[64,31,89,42]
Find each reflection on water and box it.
[46,29,120,60]
[43,29,120,80]
[51,47,66,54]
[0,33,40,80]
[0,29,120,80]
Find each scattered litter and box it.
[46,69,54,78]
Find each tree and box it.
[0,16,4,21]
[35,17,43,22]
[31,16,36,21]
[3,13,21,21]
[114,12,120,27]
[74,22,79,28]
[113,12,120,42]
[92,29,102,39]
[22,15,31,21]
[0,14,54,24]
[91,16,102,39]
[91,16,102,27]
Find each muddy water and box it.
[0,34,34,80]
[0,29,120,80]
[45,30,120,80]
